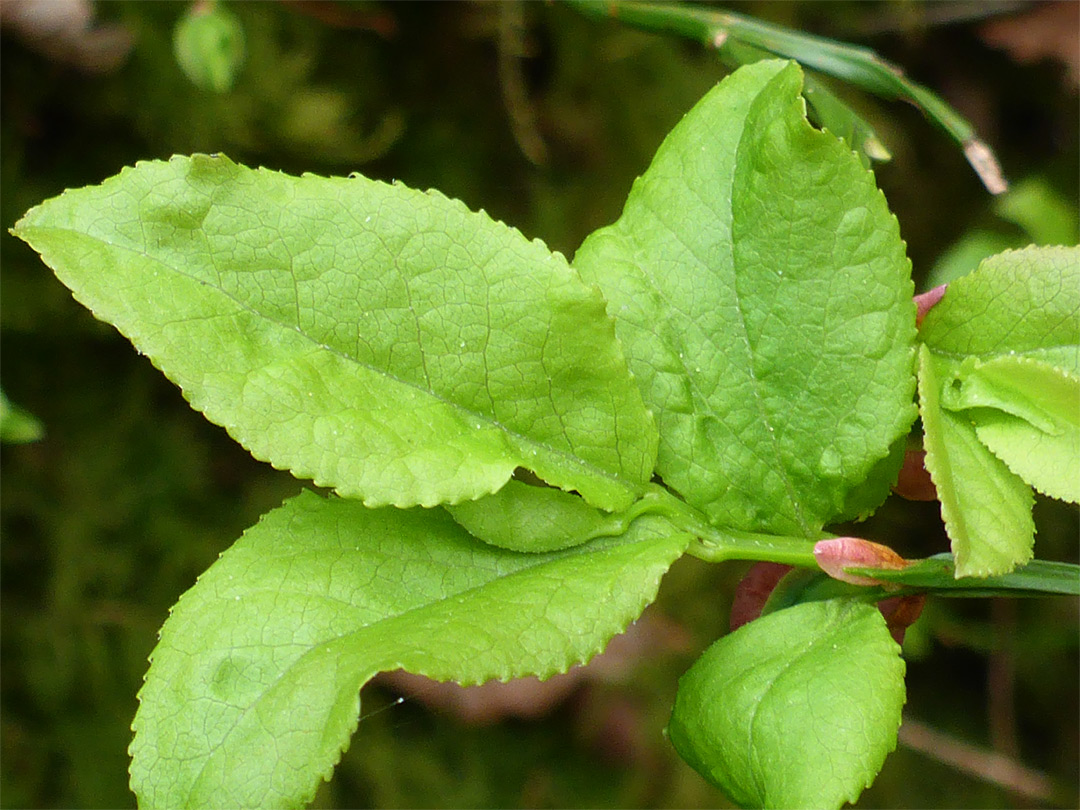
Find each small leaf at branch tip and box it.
[814,537,909,587]
[913,284,947,328]
[963,138,1009,195]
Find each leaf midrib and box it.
[176,533,674,798]
[38,224,642,499]
[745,603,870,805]
[629,158,810,536]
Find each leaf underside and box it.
[445,477,631,552]
[919,346,1035,577]
[945,356,1080,503]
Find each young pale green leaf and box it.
[446,478,631,552]
[573,59,916,538]
[13,155,656,511]
[668,599,905,810]
[918,346,1035,577]
[995,177,1079,247]
[918,246,1078,574]
[921,245,1080,375]
[129,490,689,809]
[944,356,1079,503]
[173,2,246,93]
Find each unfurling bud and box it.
[813,537,909,587]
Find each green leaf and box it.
[925,230,1020,289]
[918,246,1079,574]
[925,178,1079,289]
[921,245,1080,376]
[800,72,892,166]
[849,554,1080,597]
[446,478,631,552]
[173,2,246,93]
[668,599,905,809]
[573,59,916,538]
[0,388,44,443]
[995,176,1080,247]
[13,154,657,510]
[129,490,689,809]
[918,346,1034,577]
[735,554,1079,605]
[944,356,1079,503]
[565,0,1007,193]
[712,37,892,168]
[836,433,908,522]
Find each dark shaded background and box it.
[1,2,1077,808]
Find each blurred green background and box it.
[1,2,1076,808]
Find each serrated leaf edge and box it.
[15,155,658,511]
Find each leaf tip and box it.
[964,138,1009,195]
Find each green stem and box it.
[566,0,1006,193]
[633,485,822,569]
[628,486,1080,598]
[687,533,820,567]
